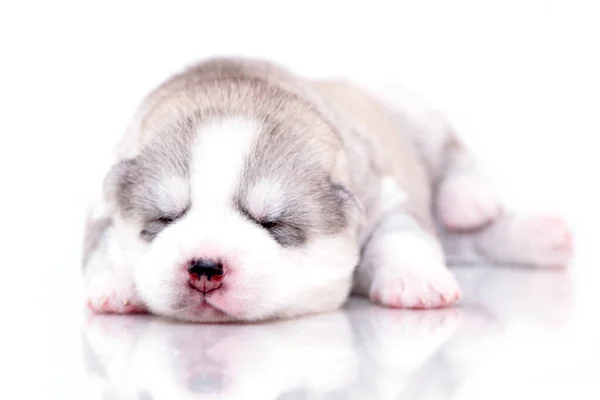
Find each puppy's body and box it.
[83,57,573,322]
[313,80,434,233]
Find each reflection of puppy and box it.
[345,298,462,399]
[83,312,358,399]
[82,57,573,322]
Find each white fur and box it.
[246,178,286,220]
[85,65,573,321]
[369,83,454,176]
[354,176,461,308]
[86,267,145,313]
[379,176,408,212]
[437,173,502,230]
[357,176,408,245]
[365,226,462,309]
[125,117,359,322]
[189,118,259,209]
[135,211,358,321]
[154,176,190,214]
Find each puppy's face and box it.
[107,116,360,322]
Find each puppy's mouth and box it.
[193,301,223,313]
[187,277,223,294]
[182,283,229,317]
[177,298,229,321]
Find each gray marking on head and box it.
[105,119,194,239]
[106,59,360,244]
[235,120,356,247]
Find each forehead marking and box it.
[152,175,190,213]
[245,178,287,220]
[189,117,261,210]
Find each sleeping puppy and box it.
[82,57,573,322]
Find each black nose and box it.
[188,258,224,278]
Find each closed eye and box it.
[154,216,176,225]
[237,205,281,231]
[140,207,189,240]
[238,206,305,247]
[258,219,281,231]
[240,208,282,232]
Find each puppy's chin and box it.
[131,217,359,323]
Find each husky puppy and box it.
[82,57,573,322]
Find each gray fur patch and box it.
[105,60,358,245]
[235,121,353,247]
[105,120,193,239]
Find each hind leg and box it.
[440,212,573,269]
[371,84,572,267]
[435,163,503,232]
[372,83,502,231]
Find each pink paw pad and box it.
[370,269,462,310]
[85,272,147,315]
[510,215,574,269]
[86,296,147,314]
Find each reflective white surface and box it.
[74,265,598,400]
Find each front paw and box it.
[370,265,462,309]
[86,271,147,314]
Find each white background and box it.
[0,1,598,398]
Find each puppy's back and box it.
[311,80,434,232]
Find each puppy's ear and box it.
[102,158,138,214]
[332,182,365,226]
[82,158,137,270]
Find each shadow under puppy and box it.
[82,57,573,322]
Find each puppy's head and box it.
[105,85,361,322]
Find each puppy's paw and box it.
[437,174,502,231]
[86,271,147,314]
[505,214,573,269]
[370,265,462,309]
